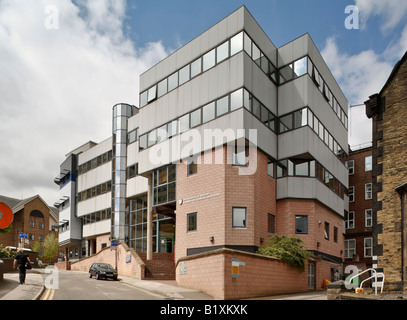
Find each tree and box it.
[35,233,59,263]
[256,235,312,272]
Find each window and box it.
[187,212,197,232]
[230,32,243,56]
[179,65,190,85]
[349,186,354,202]
[230,88,243,111]
[279,113,293,133]
[365,209,373,227]
[324,222,330,240]
[157,78,167,97]
[216,96,229,117]
[39,222,44,230]
[345,239,356,259]
[128,129,138,144]
[147,86,157,103]
[364,238,373,257]
[365,183,372,200]
[294,56,308,77]
[295,215,308,234]
[179,114,190,133]
[202,102,215,123]
[346,160,354,175]
[30,221,35,228]
[190,109,201,128]
[267,159,274,177]
[168,72,178,92]
[203,49,216,71]
[268,213,275,233]
[232,144,247,166]
[187,157,198,176]
[365,156,372,171]
[190,58,202,78]
[280,64,293,83]
[232,207,247,228]
[216,41,229,63]
[346,211,355,229]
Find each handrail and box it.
[347,268,384,295]
[360,273,385,295]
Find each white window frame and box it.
[365,209,373,227]
[365,183,372,200]
[345,239,356,259]
[346,160,354,175]
[349,186,354,202]
[364,238,373,257]
[346,211,355,229]
[365,156,372,171]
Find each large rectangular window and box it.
[365,209,373,227]
[346,211,354,229]
[202,102,215,123]
[364,238,373,257]
[187,212,197,232]
[232,207,247,228]
[295,215,308,234]
[345,240,356,259]
[203,49,216,71]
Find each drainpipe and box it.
[147,174,153,261]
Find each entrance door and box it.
[308,262,316,290]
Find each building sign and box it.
[179,261,187,275]
[19,232,28,239]
[179,193,220,205]
[232,258,245,278]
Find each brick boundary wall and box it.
[176,248,309,300]
[69,243,146,279]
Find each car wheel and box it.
[96,273,101,280]
[89,272,92,278]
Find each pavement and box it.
[0,269,213,300]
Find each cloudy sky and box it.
[0,0,406,206]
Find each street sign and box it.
[0,202,13,229]
[19,232,28,239]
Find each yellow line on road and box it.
[41,288,55,300]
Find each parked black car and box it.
[89,263,118,280]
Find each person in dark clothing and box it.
[13,249,30,284]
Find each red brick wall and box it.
[175,146,276,261]
[176,248,308,300]
[276,199,344,259]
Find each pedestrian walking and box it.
[13,249,30,284]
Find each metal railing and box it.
[347,268,385,295]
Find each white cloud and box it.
[322,1,407,149]
[321,37,394,148]
[0,0,168,205]
[355,0,407,32]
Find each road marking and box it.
[41,288,55,300]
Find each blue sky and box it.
[0,0,406,204]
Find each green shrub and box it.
[256,235,312,272]
[0,245,15,258]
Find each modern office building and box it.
[54,6,349,294]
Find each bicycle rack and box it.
[347,268,385,295]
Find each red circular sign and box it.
[0,202,13,229]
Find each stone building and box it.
[365,51,407,292]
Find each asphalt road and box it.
[39,270,165,300]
